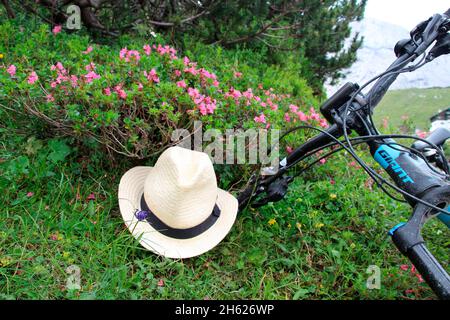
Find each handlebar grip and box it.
[405,243,450,299]
[411,127,450,151]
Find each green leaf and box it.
[47,139,71,163]
[293,288,310,300]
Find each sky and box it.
[365,0,449,30]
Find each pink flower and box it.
[310,107,320,121]
[114,85,127,99]
[118,90,127,99]
[289,104,299,113]
[254,113,266,124]
[156,44,177,59]
[199,68,217,80]
[56,62,65,72]
[84,71,100,83]
[188,87,200,98]
[104,87,111,96]
[184,66,199,76]
[87,193,96,201]
[70,75,78,88]
[126,50,141,62]
[400,264,409,271]
[52,25,62,35]
[143,44,151,55]
[82,46,93,54]
[26,192,34,198]
[144,69,159,83]
[174,70,182,77]
[286,146,293,154]
[297,111,308,122]
[7,64,16,77]
[319,158,327,165]
[176,80,187,88]
[212,80,220,87]
[119,47,128,60]
[234,71,243,78]
[46,94,55,102]
[330,179,336,185]
[183,56,190,66]
[137,82,143,91]
[319,118,329,128]
[405,289,415,295]
[27,71,38,84]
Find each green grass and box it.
[373,87,450,131]
[1,128,448,300]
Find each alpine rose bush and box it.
[0,22,327,161]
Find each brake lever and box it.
[246,175,293,209]
[428,33,450,61]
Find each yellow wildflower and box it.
[329,193,337,200]
[268,218,277,226]
[0,256,13,267]
[296,222,302,230]
[315,222,325,229]
[0,53,4,59]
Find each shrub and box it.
[1,21,329,188]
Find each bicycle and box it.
[237,9,450,299]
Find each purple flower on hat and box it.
[135,210,149,221]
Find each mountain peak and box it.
[326,18,450,96]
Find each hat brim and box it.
[118,166,238,259]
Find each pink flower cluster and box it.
[400,264,424,283]
[114,85,127,100]
[119,48,141,62]
[183,58,219,87]
[187,87,217,115]
[155,44,178,60]
[27,71,38,84]
[50,62,79,89]
[85,71,101,83]
[143,44,151,56]
[6,41,328,130]
[7,64,16,77]
[144,69,160,83]
[83,62,100,83]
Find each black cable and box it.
[338,55,450,215]
[277,125,450,216]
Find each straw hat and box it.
[118,146,238,259]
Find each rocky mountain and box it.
[326,18,450,95]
